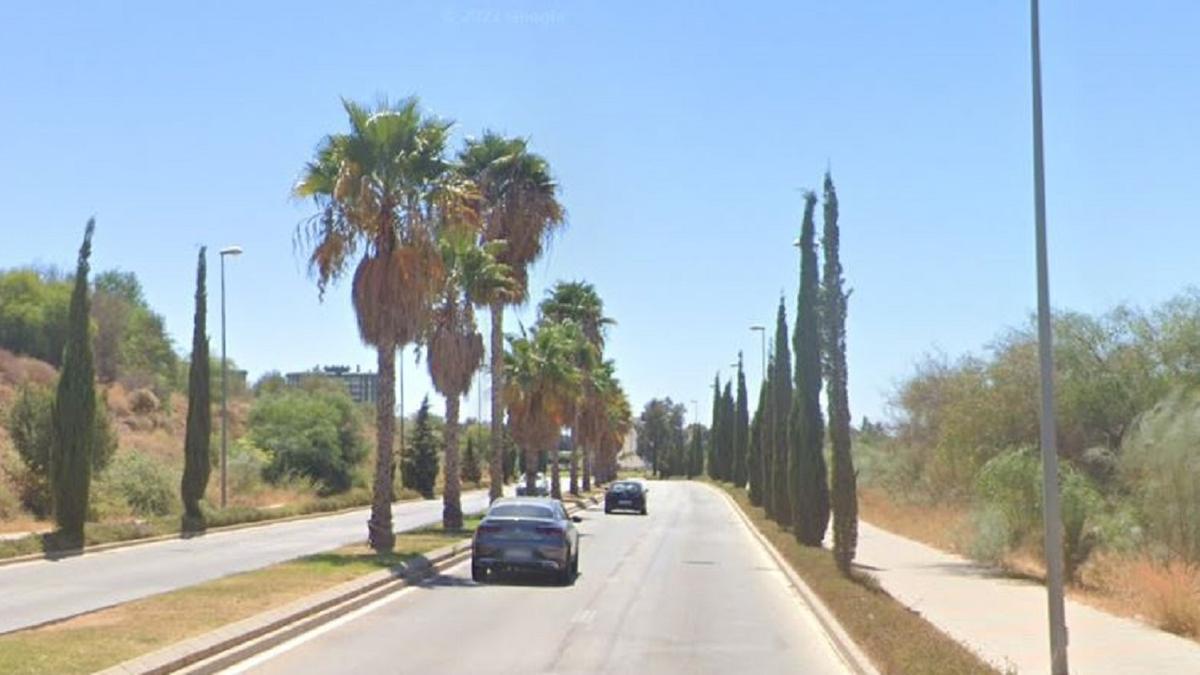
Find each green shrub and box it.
[248,388,366,495]
[227,438,268,495]
[1121,387,1200,561]
[974,447,1102,578]
[0,479,20,519]
[102,452,176,518]
[7,383,117,497]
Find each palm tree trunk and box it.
[489,300,505,502]
[550,438,562,500]
[525,447,538,493]
[582,446,592,491]
[443,394,463,530]
[569,424,580,495]
[369,345,397,552]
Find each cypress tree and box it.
[792,191,830,546]
[707,374,721,478]
[823,172,858,573]
[760,353,775,517]
[181,247,212,532]
[771,298,793,526]
[734,353,749,488]
[747,379,767,505]
[50,219,97,545]
[403,396,440,499]
[720,382,735,481]
[462,434,482,485]
[687,423,704,478]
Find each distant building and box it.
[285,365,379,404]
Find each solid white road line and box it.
[219,558,473,675]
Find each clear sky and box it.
[3,1,1200,426]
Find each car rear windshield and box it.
[488,504,556,519]
[611,483,641,493]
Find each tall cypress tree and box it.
[771,298,793,526]
[792,191,830,546]
[181,247,212,532]
[734,353,749,487]
[720,382,734,481]
[760,353,776,517]
[823,172,858,573]
[707,374,721,478]
[50,220,97,545]
[747,379,767,506]
[404,396,440,499]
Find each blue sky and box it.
[3,1,1200,426]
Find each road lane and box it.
[0,489,503,634]
[230,481,850,675]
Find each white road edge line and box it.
[706,483,880,675]
[219,557,473,675]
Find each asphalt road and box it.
[227,481,849,675]
[0,489,502,634]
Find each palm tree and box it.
[504,321,584,498]
[294,97,462,552]
[539,281,613,493]
[459,133,565,502]
[578,359,617,486]
[427,229,515,530]
[595,376,632,484]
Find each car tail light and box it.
[477,524,502,535]
[535,526,564,541]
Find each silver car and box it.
[471,497,581,585]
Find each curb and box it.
[706,483,880,675]
[0,488,502,568]
[99,496,599,675]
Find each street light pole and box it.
[218,245,243,509]
[750,325,766,387]
[1030,1,1069,672]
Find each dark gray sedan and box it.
[471,497,581,585]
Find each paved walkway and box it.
[857,521,1200,674]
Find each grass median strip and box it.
[713,482,999,675]
[0,517,480,675]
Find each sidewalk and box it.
[856,521,1200,674]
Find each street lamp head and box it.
[792,237,802,248]
[750,325,765,332]
[220,245,244,257]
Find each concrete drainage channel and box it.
[97,496,601,675]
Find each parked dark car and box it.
[604,480,647,515]
[471,497,581,585]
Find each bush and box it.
[7,384,116,513]
[1121,387,1200,562]
[226,438,268,495]
[248,388,366,495]
[974,447,1102,578]
[100,452,176,518]
[0,478,20,519]
[128,387,160,415]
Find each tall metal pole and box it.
[1031,1,1069,672]
[218,246,242,509]
[219,254,228,509]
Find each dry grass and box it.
[1076,552,1200,639]
[715,482,998,674]
[0,518,479,675]
[858,487,973,555]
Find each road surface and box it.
[0,489,503,634]
[227,481,849,675]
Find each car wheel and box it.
[557,551,574,586]
[472,562,486,583]
[640,505,647,516]
[604,505,612,514]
